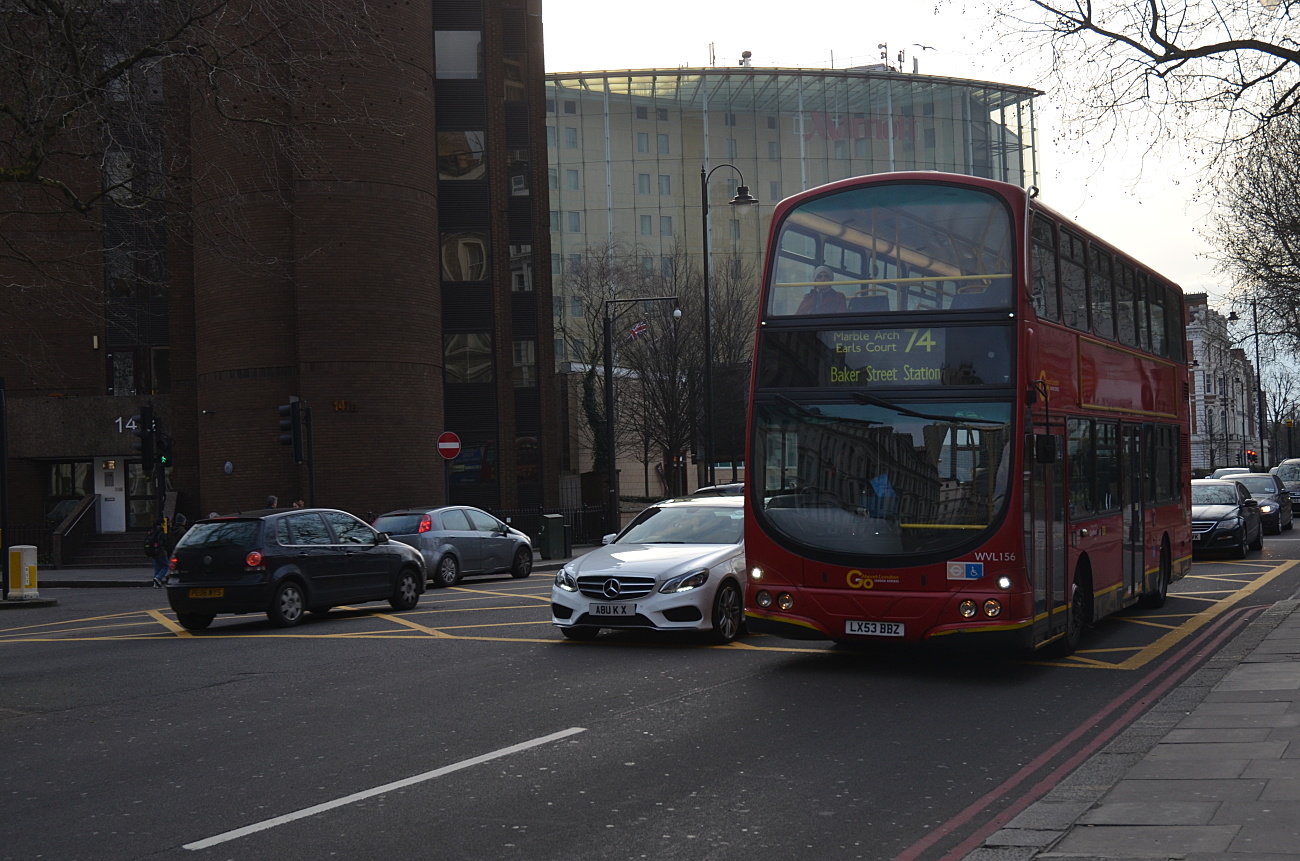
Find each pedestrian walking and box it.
[265,495,278,509]
[145,520,168,587]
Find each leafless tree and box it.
[1216,116,1300,349]
[991,0,1300,149]
[1262,359,1300,459]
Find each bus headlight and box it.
[959,600,978,618]
[983,599,1003,617]
[750,566,764,581]
[776,593,794,611]
[996,575,1013,591]
[755,590,773,608]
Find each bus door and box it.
[1025,423,1067,642]
[1119,423,1145,599]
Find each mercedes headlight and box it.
[555,565,578,592]
[660,568,709,593]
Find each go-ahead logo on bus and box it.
[947,561,984,580]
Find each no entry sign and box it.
[437,431,461,460]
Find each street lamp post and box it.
[1230,301,1269,468]
[699,164,757,488]
[602,295,680,535]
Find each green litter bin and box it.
[539,513,565,560]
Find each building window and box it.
[637,173,651,194]
[658,174,671,196]
[434,31,480,79]
[570,295,583,317]
[549,211,560,231]
[564,127,578,148]
[660,216,673,236]
[111,352,135,396]
[769,180,781,201]
[444,333,494,383]
[548,168,559,190]
[545,99,555,114]
[509,244,533,292]
[563,100,577,114]
[566,211,581,232]
[656,108,668,121]
[636,106,648,120]
[641,256,654,271]
[640,215,653,236]
[657,133,670,154]
[437,130,486,180]
[441,231,489,281]
[551,253,562,274]
[768,141,780,161]
[546,126,556,148]
[513,341,537,387]
[568,253,581,270]
[565,169,580,190]
[767,116,778,130]
[662,257,675,278]
[723,112,737,126]
[636,132,649,153]
[729,219,740,240]
[726,138,738,159]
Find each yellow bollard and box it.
[7,545,39,600]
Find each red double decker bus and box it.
[744,172,1192,654]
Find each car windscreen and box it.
[176,520,261,551]
[1234,476,1278,495]
[617,506,743,545]
[1192,485,1239,506]
[1277,463,1300,482]
[372,514,426,535]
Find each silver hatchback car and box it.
[372,506,534,587]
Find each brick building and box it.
[0,0,559,557]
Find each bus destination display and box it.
[757,325,1013,389]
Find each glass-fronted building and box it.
[545,65,1040,344]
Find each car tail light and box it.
[168,556,178,571]
[418,516,433,533]
[245,551,264,568]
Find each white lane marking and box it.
[184,726,586,850]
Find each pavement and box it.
[6,559,1300,859]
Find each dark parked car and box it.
[165,508,426,631]
[1190,479,1263,558]
[371,506,534,588]
[1231,472,1294,534]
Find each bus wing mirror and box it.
[1034,434,1057,464]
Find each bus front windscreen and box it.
[752,397,1013,558]
[766,183,1014,317]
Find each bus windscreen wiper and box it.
[851,391,1004,425]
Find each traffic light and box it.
[157,434,174,467]
[132,406,156,471]
[1247,449,1258,464]
[278,397,304,463]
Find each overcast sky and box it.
[541,1,1223,301]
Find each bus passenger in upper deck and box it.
[795,266,848,315]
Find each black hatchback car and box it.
[165,508,426,631]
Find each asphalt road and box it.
[4,534,1300,861]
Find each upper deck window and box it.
[767,183,1014,317]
